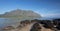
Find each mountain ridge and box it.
[0,9,41,18]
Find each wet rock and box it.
[2,26,15,31]
[30,23,41,31]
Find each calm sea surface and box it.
[0,18,21,28]
[0,18,35,28]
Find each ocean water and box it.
[0,18,25,31]
[0,18,23,28]
[0,18,35,28]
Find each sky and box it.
[0,0,60,18]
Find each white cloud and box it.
[42,13,60,17]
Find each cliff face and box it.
[0,9,41,18]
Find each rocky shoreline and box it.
[1,18,60,31]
